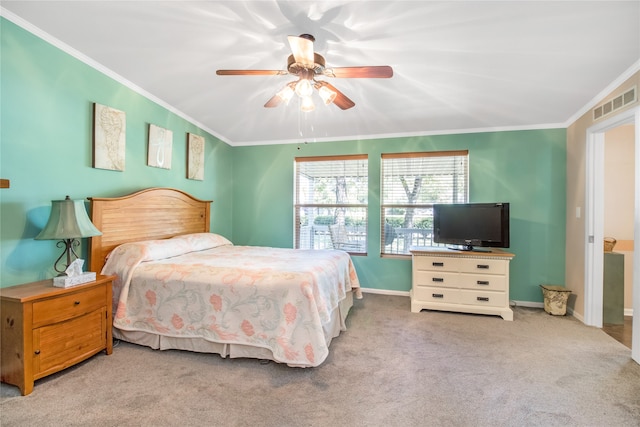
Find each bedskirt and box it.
[112,291,354,367]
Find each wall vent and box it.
[593,86,637,121]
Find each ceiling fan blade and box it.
[216,70,285,76]
[317,81,355,110]
[264,94,283,108]
[288,35,315,68]
[324,66,393,78]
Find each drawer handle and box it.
[477,264,490,269]
[477,281,490,286]
[477,297,489,302]
[74,301,81,305]
[432,277,444,283]
[34,350,40,355]
[432,262,444,267]
[432,293,444,299]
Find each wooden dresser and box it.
[1,275,114,395]
[410,247,515,321]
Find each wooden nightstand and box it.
[1,275,114,395]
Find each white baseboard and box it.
[360,287,409,297]
[511,300,544,309]
[362,291,633,319]
[511,300,588,321]
[568,306,584,322]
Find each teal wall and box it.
[231,130,567,303]
[1,18,567,303]
[0,18,233,286]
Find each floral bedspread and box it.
[101,233,361,367]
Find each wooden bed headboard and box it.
[88,187,212,273]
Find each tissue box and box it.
[53,272,97,288]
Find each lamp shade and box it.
[295,78,313,98]
[277,85,295,104]
[35,196,102,240]
[300,96,315,112]
[318,85,337,105]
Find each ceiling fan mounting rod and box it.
[299,33,315,42]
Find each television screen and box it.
[433,203,510,251]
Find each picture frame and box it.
[147,124,173,169]
[187,133,205,180]
[93,103,126,171]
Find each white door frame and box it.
[584,106,639,363]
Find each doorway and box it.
[601,124,634,348]
[584,106,639,364]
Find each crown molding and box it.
[1,8,232,145]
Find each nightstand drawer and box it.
[459,274,507,291]
[32,308,107,379]
[413,286,460,303]
[459,290,506,307]
[414,271,458,288]
[32,286,105,326]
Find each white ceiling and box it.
[3,1,639,146]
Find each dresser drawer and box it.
[459,290,506,307]
[413,256,460,272]
[413,286,461,303]
[459,273,507,291]
[459,258,506,275]
[414,270,459,288]
[32,286,105,327]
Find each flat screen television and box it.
[433,202,510,251]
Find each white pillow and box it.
[170,232,233,252]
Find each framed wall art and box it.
[93,103,126,171]
[187,133,205,181]
[147,124,173,169]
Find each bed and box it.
[88,187,361,367]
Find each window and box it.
[381,151,468,255]
[295,155,368,254]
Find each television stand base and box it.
[447,245,491,253]
[409,247,515,321]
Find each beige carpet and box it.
[2,293,639,426]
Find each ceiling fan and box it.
[216,34,393,111]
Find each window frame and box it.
[380,150,469,257]
[294,154,368,254]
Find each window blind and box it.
[381,151,468,255]
[294,155,368,253]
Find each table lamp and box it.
[35,196,102,274]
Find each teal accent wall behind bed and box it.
[0,18,233,286]
[231,129,567,303]
[1,16,567,305]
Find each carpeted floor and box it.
[2,293,639,426]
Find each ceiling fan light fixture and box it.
[277,85,295,104]
[300,96,315,112]
[295,78,313,98]
[318,85,337,105]
[216,34,392,112]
